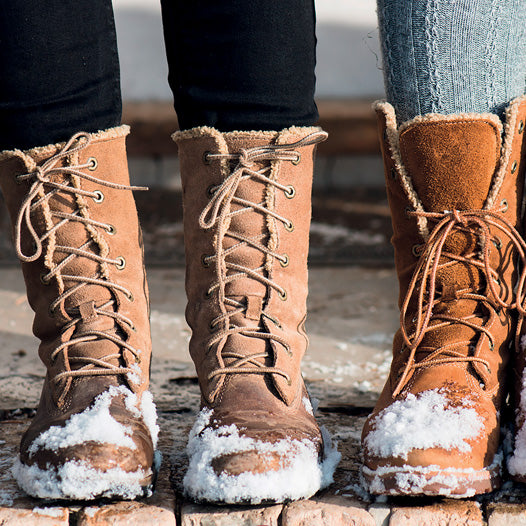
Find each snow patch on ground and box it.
[364,389,484,460]
[183,407,341,504]
[32,507,64,517]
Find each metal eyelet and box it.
[127,291,135,302]
[405,206,413,215]
[87,157,98,171]
[501,199,508,212]
[209,321,218,332]
[489,341,495,352]
[284,185,296,199]
[48,306,55,318]
[286,377,292,386]
[492,237,502,250]
[279,290,287,301]
[116,256,126,270]
[40,272,50,285]
[106,224,116,235]
[390,168,397,179]
[291,154,301,166]
[15,174,23,185]
[519,120,524,134]
[93,190,104,203]
[493,277,501,286]
[412,244,423,257]
[201,254,210,268]
[279,254,289,267]
[203,151,212,165]
[205,289,213,299]
[511,160,518,174]
[206,185,217,197]
[284,221,294,232]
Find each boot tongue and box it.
[399,118,500,212]
[399,118,501,299]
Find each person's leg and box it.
[362,0,526,497]
[161,0,339,504]
[0,1,157,500]
[0,0,121,150]
[160,0,318,131]
[377,0,526,122]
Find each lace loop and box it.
[394,207,526,396]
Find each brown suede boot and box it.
[172,126,339,504]
[361,96,526,497]
[0,127,158,500]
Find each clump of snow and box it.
[32,507,64,517]
[13,459,151,500]
[84,507,98,517]
[508,362,526,476]
[28,387,137,455]
[15,386,159,499]
[364,389,484,460]
[302,397,314,416]
[183,408,341,504]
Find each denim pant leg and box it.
[0,0,121,150]
[160,0,318,131]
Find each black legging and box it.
[0,0,317,151]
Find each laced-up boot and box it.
[173,126,339,504]
[361,97,526,497]
[0,127,158,500]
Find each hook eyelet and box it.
[93,190,104,203]
[284,185,296,199]
[492,237,502,250]
[284,221,294,232]
[291,154,301,166]
[412,244,423,257]
[116,256,126,270]
[87,157,98,171]
[279,254,289,267]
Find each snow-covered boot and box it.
[0,127,158,500]
[361,97,526,497]
[173,126,339,504]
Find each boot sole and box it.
[13,458,158,501]
[362,463,501,497]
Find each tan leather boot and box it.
[361,96,526,497]
[0,127,158,500]
[173,126,339,504]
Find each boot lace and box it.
[393,204,526,397]
[14,133,147,401]
[199,131,327,385]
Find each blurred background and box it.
[0,0,394,267]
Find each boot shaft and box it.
[174,126,325,406]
